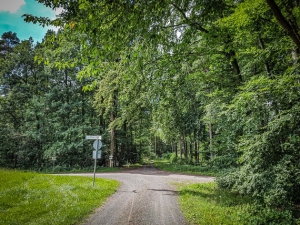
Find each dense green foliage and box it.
[0,0,299,222]
[0,169,119,225]
[0,31,144,170]
[179,182,299,225]
[154,159,220,176]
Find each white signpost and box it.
[93,139,102,150]
[92,150,102,159]
[86,135,102,186]
[86,135,101,140]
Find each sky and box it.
[0,0,62,43]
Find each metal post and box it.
[93,138,100,187]
[86,135,102,187]
[52,156,56,172]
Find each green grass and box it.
[0,168,119,225]
[43,164,144,173]
[179,182,251,225]
[179,183,300,225]
[154,160,219,176]
[42,165,120,173]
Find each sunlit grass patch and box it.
[0,168,119,225]
[179,182,251,225]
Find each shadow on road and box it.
[148,188,179,196]
[119,165,175,176]
[118,165,215,179]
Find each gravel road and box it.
[70,165,214,225]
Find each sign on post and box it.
[86,135,101,140]
[93,150,102,159]
[86,135,102,186]
[93,140,102,150]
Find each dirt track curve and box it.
[69,165,214,225]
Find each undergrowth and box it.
[154,159,220,176]
[179,181,300,224]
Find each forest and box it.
[0,0,300,222]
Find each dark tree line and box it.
[0,31,145,170]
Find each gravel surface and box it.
[69,165,214,225]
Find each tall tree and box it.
[0,31,20,57]
[0,34,42,168]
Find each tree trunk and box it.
[120,121,127,166]
[258,36,272,75]
[115,138,118,167]
[109,91,117,167]
[195,141,199,164]
[227,50,243,83]
[190,142,193,161]
[14,152,17,168]
[183,135,187,158]
[266,0,300,49]
[209,122,213,160]
[180,141,183,159]
[110,113,115,168]
[154,135,157,155]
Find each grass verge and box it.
[42,164,144,173]
[0,168,119,225]
[42,166,120,173]
[179,182,251,225]
[154,160,219,176]
[179,182,300,224]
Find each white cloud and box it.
[50,7,63,32]
[48,6,63,19]
[0,0,25,13]
[54,7,63,15]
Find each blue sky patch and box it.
[0,0,60,43]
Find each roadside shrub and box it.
[169,153,178,164]
[211,154,238,169]
[217,156,298,207]
[215,169,238,190]
[216,75,300,223]
[161,152,172,160]
[246,205,294,225]
[148,152,156,160]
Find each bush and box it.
[148,151,156,160]
[216,75,300,223]
[246,205,294,225]
[161,152,172,160]
[211,154,238,169]
[169,152,178,164]
[216,165,300,224]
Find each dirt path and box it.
[71,166,214,225]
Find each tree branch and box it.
[170,2,209,33]
[266,0,300,49]
[162,23,187,29]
